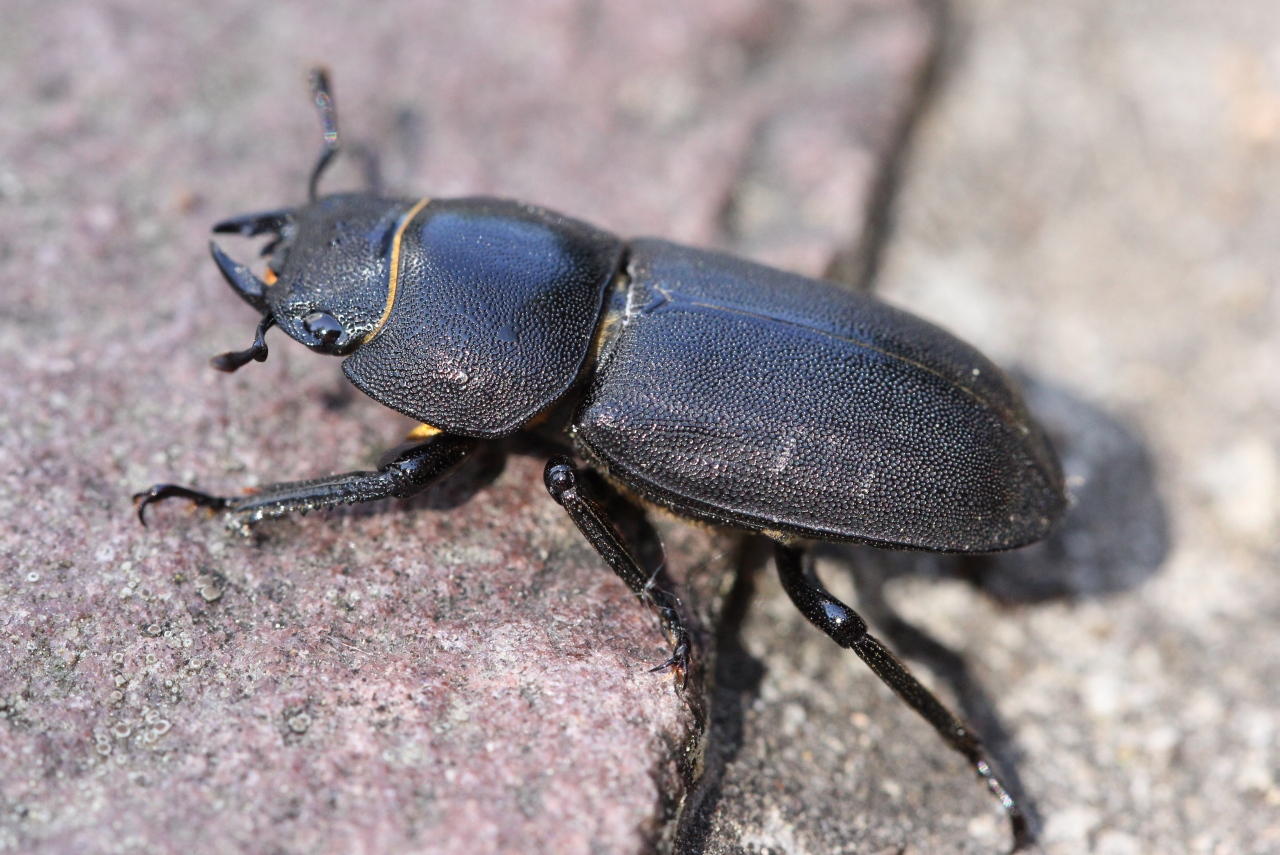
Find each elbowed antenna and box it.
[308,67,341,201]
[210,313,276,373]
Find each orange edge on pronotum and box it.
[361,197,431,345]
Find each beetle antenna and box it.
[308,67,341,202]
[211,314,276,373]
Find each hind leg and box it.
[774,543,1031,851]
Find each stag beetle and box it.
[135,70,1065,849]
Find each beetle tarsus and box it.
[774,543,1033,850]
[133,484,230,526]
[544,456,692,683]
[649,637,690,687]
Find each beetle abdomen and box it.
[575,240,1066,552]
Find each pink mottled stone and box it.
[0,1,934,852]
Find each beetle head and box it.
[248,195,406,353]
[208,69,404,368]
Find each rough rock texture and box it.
[684,1,1280,853]
[0,2,936,853]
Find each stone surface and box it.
[684,1,1280,853]
[0,2,935,853]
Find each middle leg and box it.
[543,456,691,683]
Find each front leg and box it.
[543,456,691,683]
[133,434,476,526]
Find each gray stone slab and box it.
[686,0,1280,853]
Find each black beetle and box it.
[136,70,1065,849]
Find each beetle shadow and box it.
[822,377,1171,600]
[671,537,771,854]
[965,375,1171,602]
[814,377,1171,838]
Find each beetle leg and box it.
[774,544,1033,852]
[134,434,476,526]
[543,456,691,685]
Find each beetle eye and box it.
[303,311,344,347]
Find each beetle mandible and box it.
[135,70,1065,850]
